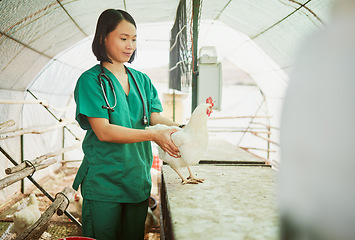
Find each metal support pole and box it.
[267,126,271,160]
[20,134,24,193]
[191,0,200,112]
[26,89,80,141]
[0,146,82,227]
[62,126,65,163]
[173,90,176,122]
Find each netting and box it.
[169,0,193,92]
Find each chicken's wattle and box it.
[206,97,214,117]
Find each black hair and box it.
[92,9,137,63]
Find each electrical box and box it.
[197,46,222,110]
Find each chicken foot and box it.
[187,166,204,183]
[170,167,199,184]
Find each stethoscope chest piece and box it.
[142,116,148,126]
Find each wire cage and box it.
[169,0,193,92]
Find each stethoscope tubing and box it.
[98,62,148,126]
[99,71,117,112]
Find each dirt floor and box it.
[0,164,161,240]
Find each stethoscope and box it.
[98,62,148,126]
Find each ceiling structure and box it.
[0,0,333,92]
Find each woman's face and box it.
[105,20,136,64]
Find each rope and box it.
[24,160,36,177]
[123,0,127,11]
[288,0,324,24]
[0,30,52,59]
[0,146,82,227]
[56,0,88,37]
[26,90,81,141]
[55,192,70,210]
[170,25,187,52]
[214,0,232,21]
[169,59,188,72]
[251,0,313,39]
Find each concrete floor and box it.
[161,140,279,240]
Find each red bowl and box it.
[58,237,96,240]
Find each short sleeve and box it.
[74,71,109,130]
[148,77,163,113]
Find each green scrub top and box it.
[72,64,163,203]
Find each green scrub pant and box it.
[82,198,149,240]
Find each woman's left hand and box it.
[152,128,180,158]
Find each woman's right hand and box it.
[153,128,180,158]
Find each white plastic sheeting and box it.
[0,0,335,203]
[201,0,333,73]
[0,0,181,92]
[0,0,333,91]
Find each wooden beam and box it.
[251,132,280,146]
[241,148,270,165]
[209,129,272,134]
[15,187,75,240]
[0,159,56,190]
[0,121,77,140]
[0,119,15,132]
[209,116,272,120]
[0,99,48,105]
[57,187,75,216]
[250,121,280,130]
[5,143,81,174]
[240,147,276,152]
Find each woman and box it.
[72,9,182,240]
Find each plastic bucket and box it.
[149,196,157,211]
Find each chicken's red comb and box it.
[206,97,214,106]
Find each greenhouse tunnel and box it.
[1,0,355,239]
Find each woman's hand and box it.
[153,128,180,158]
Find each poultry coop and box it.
[0,166,82,240]
[0,163,161,240]
[1,0,345,238]
[0,150,158,239]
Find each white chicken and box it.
[74,193,83,220]
[10,193,41,236]
[147,97,214,184]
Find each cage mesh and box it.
[169,0,193,92]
